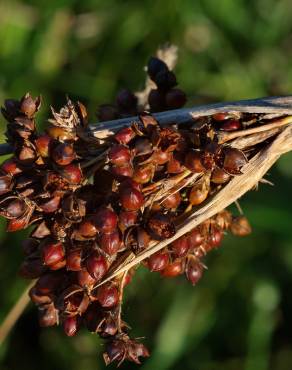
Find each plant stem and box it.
[0,280,35,346]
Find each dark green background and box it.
[1,1,292,369]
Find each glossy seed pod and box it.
[171,236,190,257]
[222,147,248,175]
[52,143,75,166]
[7,199,26,218]
[118,210,138,232]
[35,134,52,158]
[147,213,175,240]
[189,184,209,206]
[114,127,136,144]
[63,316,80,337]
[161,259,183,277]
[133,165,154,184]
[184,151,205,173]
[230,216,252,236]
[111,164,134,180]
[96,283,119,308]
[94,207,118,233]
[161,192,181,209]
[185,260,204,285]
[119,187,144,211]
[108,145,131,166]
[147,251,169,271]
[66,248,82,271]
[221,119,242,131]
[211,167,230,184]
[40,239,65,267]
[85,252,108,281]
[99,230,121,255]
[1,158,23,176]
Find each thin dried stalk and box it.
[95,125,292,288]
[0,280,35,346]
[1,96,292,155]
[90,95,292,140]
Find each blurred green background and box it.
[1,0,292,369]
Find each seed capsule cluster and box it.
[0,57,253,366]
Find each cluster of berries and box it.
[0,57,251,366]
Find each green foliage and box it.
[1,1,292,369]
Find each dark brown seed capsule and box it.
[7,216,29,232]
[99,230,121,255]
[1,158,22,176]
[221,119,242,131]
[161,192,181,209]
[230,216,252,236]
[133,165,154,184]
[60,164,83,184]
[94,208,118,233]
[35,271,65,296]
[212,112,230,121]
[222,147,248,175]
[148,89,166,112]
[77,269,96,287]
[153,149,171,165]
[189,184,209,206]
[120,187,144,211]
[108,145,131,166]
[186,260,204,285]
[52,143,75,166]
[46,126,75,141]
[165,88,187,109]
[207,227,224,248]
[63,316,80,337]
[0,174,13,195]
[116,89,137,111]
[96,283,119,308]
[211,167,230,184]
[39,196,61,213]
[66,248,82,271]
[18,146,36,162]
[41,240,65,267]
[86,252,108,281]
[20,93,40,117]
[171,236,190,257]
[167,153,184,174]
[114,127,136,144]
[161,260,183,277]
[119,179,142,192]
[7,199,26,218]
[78,218,98,238]
[119,210,138,231]
[111,164,133,180]
[147,213,175,240]
[35,134,52,158]
[29,287,52,305]
[154,70,177,90]
[147,251,169,271]
[147,57,168,80]
[185,151,205,173]
[38,304,58,327]
[188,228,204,247]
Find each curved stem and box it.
[0,280,35,346]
